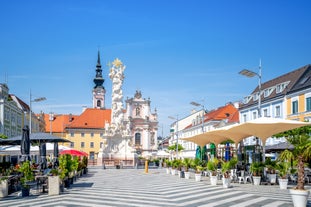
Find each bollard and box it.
[145,160,148,173]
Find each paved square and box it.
[1,167,310,206]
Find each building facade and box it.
[239,64,310,146]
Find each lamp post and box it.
[190,101,205,133]
[168,115,179,159]
[239,60,262,118]
[29,90,46,134]
[49,112,54,135]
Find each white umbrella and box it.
[156,150,170,157]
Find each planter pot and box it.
[184,172,190,179]
[253,176,261,186]
[166,168,170,174]
[210,176,218,186]
[222,177,231,188]
[178,171,185,178]
[171,169,176,175]
[177,170,181,178]
[48,176,60,196]
[267,174,276,184]
[195,173,201,182]
[59,183,64,192]
[69,177,74,184]
[21,187,30,197]
[0,180,8,198]
[64,179,70,188]
[289,189,310,207]
[278,178,288,190]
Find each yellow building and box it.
[286,64,311,121]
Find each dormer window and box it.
[243,95,252,104]
[264,87,274,98]
[276,81,290,94]
[253,92,259,101]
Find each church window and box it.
[97,100,101,107]
[135,133,141,146]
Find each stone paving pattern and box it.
[1,167,311,207]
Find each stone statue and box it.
[108,58,126,136]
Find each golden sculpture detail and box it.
[112,58,123,68]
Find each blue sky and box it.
[0,0,310,136]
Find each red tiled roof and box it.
[184,103,239,129]
[66,108,111,129]
[44,114,79,133]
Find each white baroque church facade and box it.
[94,54,158,164]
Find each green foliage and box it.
[274,125,311,190]
[0,134,8,139]
[191,158,204,173]
[207,158,219,176]
[264,158,277,173]
[82,156,88,169]
[275,161,290,179]
[172,159,182,170]
[182,158,192,172]
[58,154,73,179]
[167,144,184,152]
[72,156,79,172]
[250,162,264,176]
[164,159,172,167]
[18,161,34,187]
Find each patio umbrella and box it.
[39,143,47,170]
[60,149,88,157]
[211,117,311,144]
[225,142,230,161]
[201,145,207,161]
[210,143,216,159]
[20,125,31,162]
[195,146,201,160]
[53,142,59,168]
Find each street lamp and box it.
[239,60,262,118]
[168,115,179,159]
[190,101,205,133]
[29,90,46,134]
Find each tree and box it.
[167,144,184,152]
[274,125,311,190]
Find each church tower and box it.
[92,51,106,109]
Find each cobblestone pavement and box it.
[1,167,311,207]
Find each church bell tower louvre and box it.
[92,51,106,109]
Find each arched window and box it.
[135,133,141,145]
[97,100,101,107]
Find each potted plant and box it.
[171,159,178,175]
[175,159,183,178]
[18,161,35,197]
[0,168,12,198]
[191,158,203,182]
[82,156,88,174]
[275,161,290,190]
[221,160,231,188]
[274,126,311,207]
[164,159,172,174]
[265,158,277,184]
[183,158,192,179]
[47,168,60,195]
[207,158,219,185]
[58,154,72,188]
[249,162,264,186]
